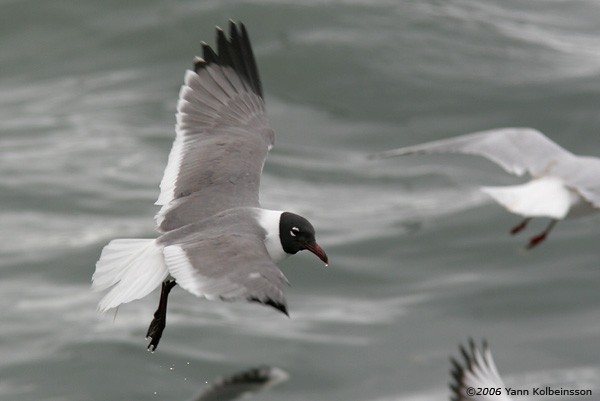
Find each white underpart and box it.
[163,245,224,300]
[257,209,288,264]
[480,176,574,219]
[92,239,169,312]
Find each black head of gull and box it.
[279,212,328,264]
[92,21,328,351]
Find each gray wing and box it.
[375,128,571,177]
[159,217,289,315]
[156,21,274,232]
[552,155,600,209]
[450,340,512,401]
[191,366,288,401]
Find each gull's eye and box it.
[290,227,300,237]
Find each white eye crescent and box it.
[290,227,299,237]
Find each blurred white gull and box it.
[374,128,600,249]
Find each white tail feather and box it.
[92,239,168,312]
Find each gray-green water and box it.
[2,1,600,400]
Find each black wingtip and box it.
[265,298,289,316]
[448,355,466,401]
[193,21,263,98]
[202,42,218,64]
[216,27,234,67]
[449,339,488,401]
[228,19,238,34]
[249,297,289,316]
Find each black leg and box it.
[146,280,177,352]
[510,217,531,235]
[526,220,558,250]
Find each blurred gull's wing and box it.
[156,21,274,232]
[450,339,513,401]
[375,128,570,177]
[191,366,289,401]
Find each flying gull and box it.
[374,128,600,248]
[92,21,328,351]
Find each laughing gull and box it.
[191,366,288,401]
[92,21,328,351]
[450,339,511,401]
[374,128,600,248]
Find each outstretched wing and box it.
[156,21,274,232]
[375,128,570,177]
[192,366,289,401]
[450,339,512,401]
